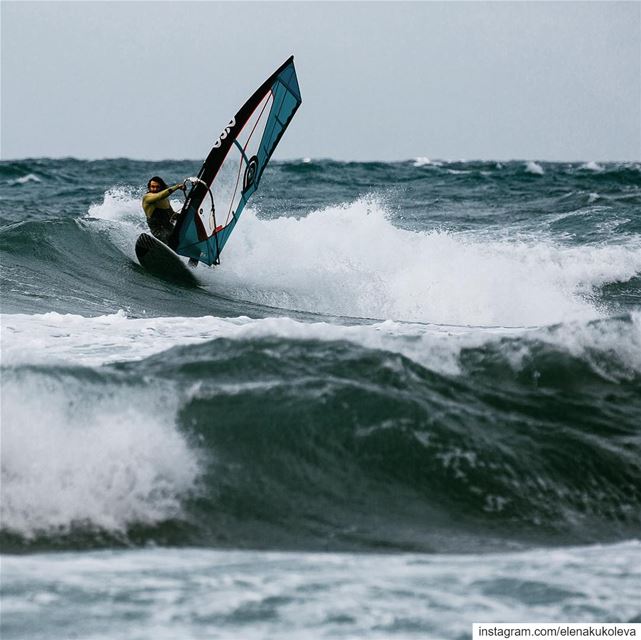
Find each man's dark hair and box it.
[147,176,168,191]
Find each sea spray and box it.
[1,367,201,538]
[212,201,638,326]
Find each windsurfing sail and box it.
[170,56,302,266]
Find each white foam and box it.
[0,310,499,374]
[538,313,641,382]
[201,199,640,326]
[84,187,187,262]
[87,186,184,227]
[3,309,641,377]
[0,372,201,537]
[413,157,442,167]
[581,161,604,172]
[525,161,545,175]
[1,542,640,638]
[83,189,641,327]
[88,186,154,225]
[8,173,41,186]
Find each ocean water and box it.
[1,157,640,638]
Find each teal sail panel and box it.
[170,57,302,266]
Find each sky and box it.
[1,1,640,162]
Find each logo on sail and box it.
[243,156,259,192]
[212,118,236,148]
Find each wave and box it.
[3,158,640,555]
[3,309,641,375]
[6,173,42,186]
[525,161,545,175]
[580,161,605,173]
[2,311,640,552]
[1,157,639,185]
[84,195,641,325]
[1,190,627,325]
[2,197,641,336]
[1,367,200,538]
[0,216,250,318]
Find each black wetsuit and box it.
[147,207,175,244]
[142,183,184,246]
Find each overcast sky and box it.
[2,1,639,162]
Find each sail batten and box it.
[170,57,301,266]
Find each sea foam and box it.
[525,161,544,175]
[3,309,641,378]
[7,173,42,186]
[87,186,149,224]
[580,161,604,172]
[0,369,201,537]
[85,190,641,328]
[203,199,638,327]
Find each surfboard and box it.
[135,233,200,286]
[169,56,302,266]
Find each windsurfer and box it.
[142,176,199,267]
[142,176,186,244]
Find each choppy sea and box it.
[1,157,640,638]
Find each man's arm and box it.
[142,183,185,205]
